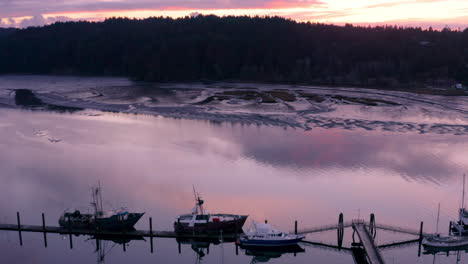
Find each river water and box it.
[0,76,467,263]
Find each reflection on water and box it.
[0,109,467,263]
[241,244,305,264]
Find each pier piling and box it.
[418,221,423,257]
[16,212,22,246]
[295,220,298,235]
[69,233,73,249]
[418,222,424,240]
[149,217,154,253]
[42,213,47,248]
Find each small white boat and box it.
[450,174,468,235]
[238,222,304,247]
[423,235,468,251]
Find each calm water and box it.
[1,78,468,263]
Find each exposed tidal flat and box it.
[0,75,467,263]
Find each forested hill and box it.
[0,16,467,87]
[0,28,17,38]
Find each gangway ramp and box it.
[352,221,385,264]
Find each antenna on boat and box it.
[192,185,204,215]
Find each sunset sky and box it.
[1,0,467,29]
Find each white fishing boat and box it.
[238,222,304,247]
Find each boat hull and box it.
[59,212,144,231]
[422,236,468,253]
[174,215,247,234]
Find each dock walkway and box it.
[0,224,237,239]
[352,221,385,264]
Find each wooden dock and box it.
[0,211,429,263]
[0,223,237,239]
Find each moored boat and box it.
[450,174,468,235]
[174,188,248,234]
[59,183,144,231]
[422,235,468,251]
[238,222,305,247]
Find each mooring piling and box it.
[149,217,154,253]
[419,221,424,240]
[294,220,298,235]
[42,213,47,248]
[16,212,22,246]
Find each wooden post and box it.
[264,220,268,224]
[42,213,47,248]
[123,242,126,252]
[294,220,298,235]
[69,233,73,249]
[17,212,22,246]
[449,221,452,235]
[418,221,424,257]
[149,217,154,253]
[235,243,238,255]
[419,221,424,240]
[178,241,181,254]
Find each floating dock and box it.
[0,212,431,263]
[0,223,236,239]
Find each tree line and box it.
[0,15,467,88]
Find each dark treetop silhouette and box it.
[0,15,467,88]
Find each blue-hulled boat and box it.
[238,222,304,247]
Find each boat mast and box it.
[436,202,441,235]
[98,181,103,213]
[91,182,104,217]
[462,173,466,210]
[92,187,98,216]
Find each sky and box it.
[0,0,467,29]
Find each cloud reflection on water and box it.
[0,109,467,263]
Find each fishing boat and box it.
[174,188,248,234]
[238,222,305,247]
[59,183,144,231]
